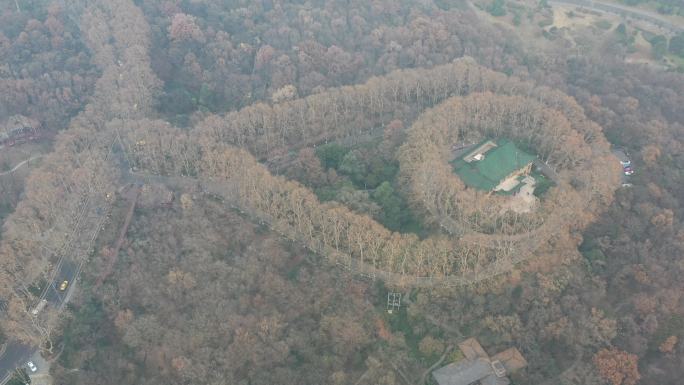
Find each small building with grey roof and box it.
[432,338,527,385]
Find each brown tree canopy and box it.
[398,92,618,242]
[0,0,159,349]
[593,348,641,385]
[120,62,618,288]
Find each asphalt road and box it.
[549,0,684,34]
[0,146,114,384]
[44,261,77,306]
[0,260,78,384]
[0,344,33,384]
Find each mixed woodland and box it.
[0,0,683,385]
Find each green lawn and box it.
[666,54,684,71]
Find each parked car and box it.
[59,280,69,291]
[26,361,37,372]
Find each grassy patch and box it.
[594,19,613,30]
[446,348,465,363]
[641,30,657,42]
[538,18,553,27]
[666,54,684,71]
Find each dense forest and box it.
[0,0,682,385]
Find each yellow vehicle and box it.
[59,280,69,291]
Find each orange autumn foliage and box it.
[659,335,678,354]
[593,348,640,385]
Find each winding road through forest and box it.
[549,0,684,34]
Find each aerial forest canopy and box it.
[0,0,159,350]
[0,0,683,384]
[120,59,619,287]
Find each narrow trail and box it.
[0,155,42,177]
[95,184,140,288]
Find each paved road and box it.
[44,261,77,306]
[27,351,51,385]
[0,343,33,384]
[549,0,684,34]
[0,260,80,385]
[0,139,121,383]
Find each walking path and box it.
[95,184,140,287]
[0,155,42,177]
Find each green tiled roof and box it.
[452,140,536,191]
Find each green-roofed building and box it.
[451,139,536,192]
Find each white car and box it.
[26,361,37,372]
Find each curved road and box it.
[549,0,684,34]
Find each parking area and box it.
[500,176,538,214]
[612,147,634,186]
[27,351,52,385]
